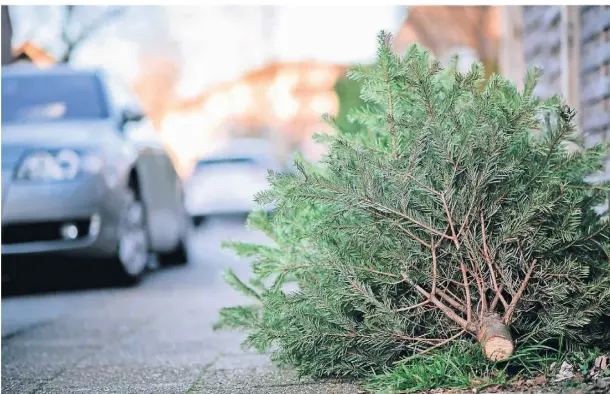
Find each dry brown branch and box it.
[397,238,442,312]
[472,260,488,319]
[441,195,460,249]
[460,263,472,323]
[479,213,510,310]
[393,334,448,344]
[353,266,401,279]
[397,329,468,363]
[480,213,496,285]
[401,174,460,249]
[436,286,468,313]
[402,272,475,332]
[404,174,442,197]
[504,259,538,324]
[439,285,464,303]
[396,299,431,312]
[431,236,438,295]
[462,236,487,319]
[446,278,467,288]
[394,222,432,248]
[490,285,510,311]
[433,225,450,248]
[456,211,472,241]
[493,260,517,297]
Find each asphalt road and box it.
[1,216,272,394]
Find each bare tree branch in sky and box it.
[58,5,128,63]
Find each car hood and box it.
[1,120,118,148]
[2,120,120,167]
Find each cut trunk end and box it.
[478,314,514,361]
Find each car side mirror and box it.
[120,108,145,127]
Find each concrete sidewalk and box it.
[1,218,362,394]
[187,350,362,394]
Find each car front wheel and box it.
[108,188,150,285]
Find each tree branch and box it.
[60,6,127,62]
[383,51,398,159]
[431,235,438,296]
[311,183,453,242]
[504,259,538,324]
[490,284,509,311]
[442,194,460,249]
[479,213,510,310]
[460,263,473,323]
[396,299,430,312]
[436,286,468,313]
[396,329,468,364]
[402,272,476,333]
[392,221,432,248]
[73,7,126,44]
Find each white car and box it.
[185,153,277,223]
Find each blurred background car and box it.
[1,64,191,285]
[185,138,280,224]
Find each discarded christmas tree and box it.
[216,32,610,379]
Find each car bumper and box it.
[1,175,124,258]
[186,196,258,216]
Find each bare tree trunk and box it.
[477,313,514,361]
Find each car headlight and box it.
[15,149,104,181]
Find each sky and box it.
[165,6,405,97]
[9,5,406,99]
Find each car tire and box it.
[108,187,150,286]
[190,214,206,227]
[159,194,192,266]
[158,212,191,266]
[158,239,189,266]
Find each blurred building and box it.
[162,61,346,174]
[155,6,405,174]
[131,48,181,130]
[11,41,56,66]
[499,5,610,148]
[499,5,609,210]
[393,6,501,75]
[166,6,402,99]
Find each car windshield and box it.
[1,73,109,124]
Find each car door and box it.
[129,136,182,253]
[104,75,183,253]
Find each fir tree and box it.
[215,32,610,378]
[333,75,367,136]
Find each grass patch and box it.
[363,337,577,394]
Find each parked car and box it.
[1,64,191,285]
[185,139,279,223]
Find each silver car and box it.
[1,65,191,285]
